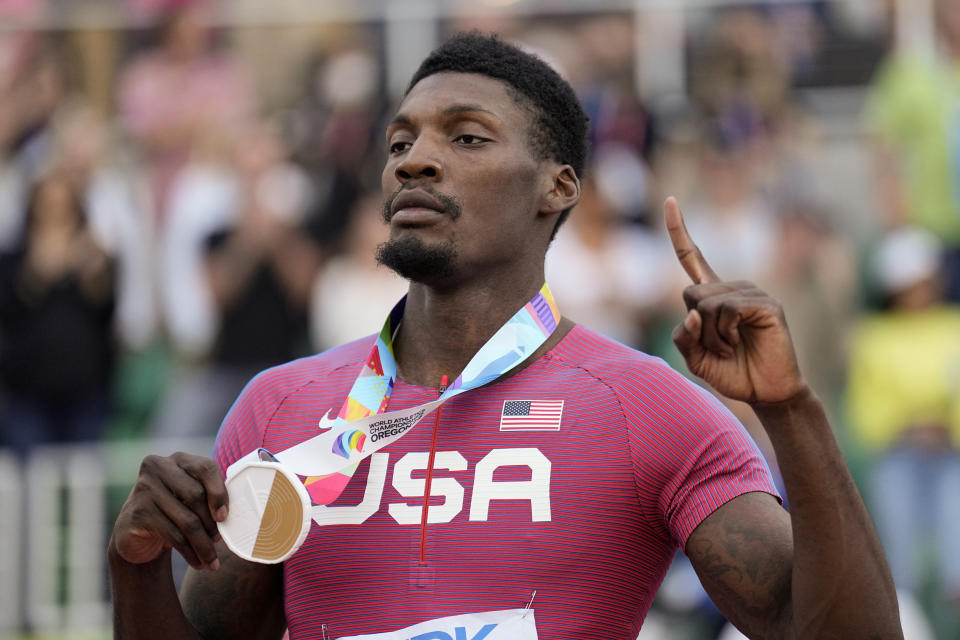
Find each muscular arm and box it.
[181,542,286,640]
[665,197,901,638]
[687,390,898,638]
[686,493,793,638]
[109,453,286,640]
[109,541,285,640]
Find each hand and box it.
[665,197,806,404]
[112,452,228,571]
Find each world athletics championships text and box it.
[368,409,426,442]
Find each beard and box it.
[376,185,462,282]
[375,234,457,282]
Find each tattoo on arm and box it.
[685,492,794,639]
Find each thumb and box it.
[672,309,703,361]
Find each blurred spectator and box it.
[689,7,791,139]
[0,174,116,455]
[152,119,320,439]
[290,48,384,249]
[766,198,856,408]
[117,2,256,221]
[310,192,408,351]
[867,0,960,301]
[0,36,71,249]
[846,227,960,606]
[50,100,158,351]
[546,145,670,349]
[768,3,824,84]
[204,122,319,373]
[572,15,657,161]
[680,124,778,284]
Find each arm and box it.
[664,197,901,638]
[109,453,286,640]
[181,543,286,639]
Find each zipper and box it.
[419,374,447,564]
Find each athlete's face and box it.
[379,72,565,286]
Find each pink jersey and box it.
[213,325,778,639]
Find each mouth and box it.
[391,207,447,227]
[388,189,448,227]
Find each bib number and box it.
[337,608,538,640]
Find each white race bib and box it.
[337,608,538,640]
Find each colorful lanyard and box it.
[226,283,561,507]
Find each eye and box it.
[454,134,488,146]
[389,141,411,155]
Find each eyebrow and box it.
[388,103,503,129]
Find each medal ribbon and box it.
[226,284,561,506]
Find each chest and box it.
[266,365,679,639]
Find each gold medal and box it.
[218,461,311,564]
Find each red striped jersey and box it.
[213,325,778,639]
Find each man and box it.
[109,34,901,639]
[868,0,960,302]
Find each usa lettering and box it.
[311,447,552,526]
[408,623,497,640]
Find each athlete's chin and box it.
[375,235,458,284]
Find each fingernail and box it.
[211,558,221,570]
[683,312,695,331]
[216,506,228,521]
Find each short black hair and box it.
[407,32,589,236]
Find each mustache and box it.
[382,185,462,223]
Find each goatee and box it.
[378,185,462,282]
[376,234,457,282]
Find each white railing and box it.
[0,439,214,640]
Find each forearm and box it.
[108,536,201,640]
[753,387,901,638]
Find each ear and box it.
[539,164,581,217]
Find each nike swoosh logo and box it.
[317,409,338,433]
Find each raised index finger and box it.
[664,196,720,284]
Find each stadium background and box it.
[0,0,955,638]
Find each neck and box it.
[394,269,546,387]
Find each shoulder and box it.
[548,324,719,416]
[213,336,374,469]
[549,323,664,371]
[551,325,777,543]
[548,324,759,465]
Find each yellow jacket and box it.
[846,306,960,451]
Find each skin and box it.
[667,198,901,637]
[109,72,901,639]
[379,72,580,386]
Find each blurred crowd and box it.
[0,0,959,637]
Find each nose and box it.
[394,138,443,183]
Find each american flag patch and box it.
[499,400,564,431]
